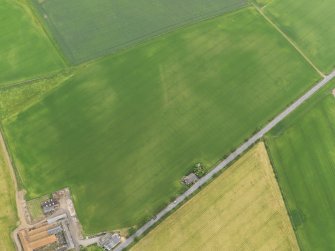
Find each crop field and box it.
[0,134,17,250]
[132,143,298,251]
[254,0,335,73]
[266,83,335,250]
[31,0,248,64]
[0,0,65,86]
[3,8,319,233]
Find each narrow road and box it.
[253,3,325,77]
[115,70,335,251]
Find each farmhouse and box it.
[98,233,121,250]
[182,173,199,186]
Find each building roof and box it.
[18,226,58,251]
[41,198,58,208]
[47,213,67,224]
[41,198,58,214]
[182,173,199,185]
[98,233,121,250]
[43,206,55,214]
[48,225,63,235]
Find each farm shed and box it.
[182,173,199,186]
[98,233,121,250]
[41,198,58,214]
[18,225,58,251]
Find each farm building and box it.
[18,224,58,251]
[41,198,59,214]
[98,233,121,250]
[18,219,74,251]
[182,173,199,186]
[47,213,67,224]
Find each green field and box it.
[0,0,65,86]
[266,82,335,250]
[132,143,299,251]
[0,72,71,121]
[32,0,248,64]
[0,135,17,251]
[3,8,319,233]
[254,0,335,73]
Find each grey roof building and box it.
[182,173,199,186]
[98,233,121,250]
[47,225,63,235]
[41,198,58,214]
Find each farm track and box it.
[117,70,335,250]
[253,3,325,77]
[0,127,32,251]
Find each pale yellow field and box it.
[0,138,17,251]
[132,143,299,251]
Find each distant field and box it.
[3,8,319,232]
[255,0,335,73]
[31,0,248,64]
[0,134,17,250]
[0,0,65,86]
[266,83,335,250]
[132,143,298,251]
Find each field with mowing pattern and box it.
[254,0,335,73]
[31,0,248,64]
[266,82,335,250]
[3,8,319,233]
[0,0,65,86]
[132,143,298,251]
[0,135,17,251]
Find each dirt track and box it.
[0,128,32,251]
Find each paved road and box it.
[115,70,335,251]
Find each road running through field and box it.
[115,69,335,251]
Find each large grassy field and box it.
[254,0,335,73]
[0,0,65,86]
[132,143,298,251]
[3,8,319,233]
[31,0,248,64]
[266,82,335,250]
[0,134,17,251]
